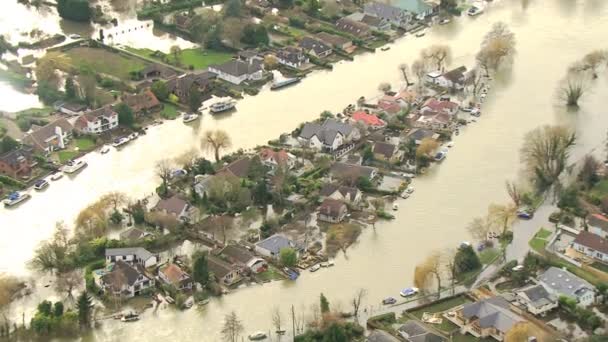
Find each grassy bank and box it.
[63,47,147,80]
[126,47,233,70]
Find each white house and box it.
[298,119,360,151]
[96,260,155,298]
[105,247,159,268]
[436,66,468,90]
[259,148,296,169]
[319,184,362,205]
[75,106,119,134]
[275,47,309,69]
[515,284,558,316]
[572,230,608,263]
[208,59,263,85]
[364,2,411,29]
[538,266,596,307]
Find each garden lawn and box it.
[452,334,495,342]
[74,137,96,151]
[591,179,608,198]
[479,248,500,265]
[160,103,180,119]
[590,261,608,274]
[63,47,147,80]
[409,296,471,318]
[58,150,79,163]
[167,49,233,70]
[535,228,552,239]
[256,265,286,282]
[529,237,547,254]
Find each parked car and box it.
[382,297,397,305]
[517,209,533,219]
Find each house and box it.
[320,184,362,205]
[97,260,154,298]
[56,102,87,116]
[364,2,412,29]
[437,66,468,90]
[367,330,401,342]
[407,128,439,145]
[345,12,391,31]
[318,198,348,223]
[237,49,264,64]
[572,230,608,263]
[394,0,438,20]
[140,63,179,80]
[275,46,309,69]
[398,321,446,342]
[208,255,241,285]
[208,60,263,85]
[330,162,377,180]
[538,266,595,307]
[158,263,193,290]
[299,37,332,58]
[377,98,403,115]
[119,227,151,242]
[415,111,452,130]
[255,234,299,259]
[587,213,608,238]
[173,13,193,30]
[259,148,296,169]
[194,174,215,198]
[154,195,194,222]
[166,72,216,101]
[335,18,372,39]
[221,244,267,273]
[515,284,558,316]
[247,0,271,12]
[75,106,119,134]
[351,111,386,129]
[420,98,459,116]
[373,142,402,163]
[315,32,353,51]
[0,147,34,179]
[23,118,73,153]
[323,119,361,141]
[122,89,161,115]
[105,247,159,268]
[299,119,361,152]
[449,296,522,341]
[218,157,252,178]
[425,70,442,84]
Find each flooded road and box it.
[1,0,608,340]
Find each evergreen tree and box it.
[76,291,93,327]
[0,136,19,154]
[53,302,64,317]
[320,293,330,313]
[151,80,169,101]
[454,245,481,273]
[115,103,135,127]
[57,0,92,22]
[187,85,202,112]
[193,252,209,285]
[65,76,76,99]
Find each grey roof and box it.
[300,122,323,139]
[461,297,522,334]
[276,46,307,65]
[518,284,556,308]
[222,244,255,264]
[0,147,32,168]
[320,184,360,201]
[394,0,436,15]
[539,266,594,298]
[24,118,73,151]
[441,66,467,84]
[364,2,409,21]
[367,330,401,342]
[102,260,147,287]
[155,195,189,216]
[407,128,437,143]
[315,32,351,48]
[336,18,371,38]
[299,37,332,56]
[105,247,155,261]
[398,321,445,342]
[322,119,355,136]
[256,234,297,255]
[331,162,376,179]
[208,255,236,279]
[210,59,261,77]
[373,141,397,158]
[119,227,148,241]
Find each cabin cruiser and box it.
[209,101,236,114]
[248,331,267,340]
[3,192,31,207]
[34,179,49,191]
[400,287,419,298]
[62,160,87,174]
[183,113,200,123]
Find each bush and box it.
[288,17,306,29]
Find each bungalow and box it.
[166,72,216,101]
[208,59,263,85]
[515,284,558,316]
[346,12,391,31]
[255,234,299,259]
[159,263,193,290]
[105,247,159,268]
[367,330,401,342]
[56,102,87,116]
[318,198,348,223]
[315,32,353,51]
[97,260,154,298]
[122,89,161,116]
[218,157,252,178]
[351,111,386,129]
[275,46,309,69]
[364,2,412,29]
[448,296,522,341]
[330,162,377,180]
[119,227,151,242]
[154,195,195,223]
[407,128,439,145]
[437,66,468,90]
[572,230,608,264]
[420,98,459,116]
[23,118,73,153]
[538,266,595,307]
[140,63,179,81]
[259,148,296,169]
[398,321,446,341]
[373,142,402,163]
[587,213,608,238]
[299,37,332,59]
[335,18,372,39]
[320,184,362,205]
[208,255,241,285]
[0,147,34,179]
[237,49,264,64]
[75,106,119,134]
[221,244,267,273]
[395,0,438,20]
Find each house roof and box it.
[0,147,32,168]
[76,106,117,129]
[574,230,608,254]
[461,297,522,334]
[208,255,236,279]
[587,213,608,232]
[331,162,376,179]
[540,266,594,299]
[259,148,292,166]
[352,111,386,127]
[105,247,155,261]
[394,0,436,15]
[320,184,360,202]
[441,66,467,84]
[166,72,216,95]
[364,2,409,21]
[276,46,307,65]
[220,157,252,178]
[398,321,446,342]
[377,99,402,114]
[140,63,179,79]
[299,120,352,146]
[315,32,351,48]
[336,18,371,38]
[60,102,86,112]
[407,128,438,143]
[517,284,556,308]
[23,118,73,151]
[422,98,459,113]
[299,37,332,56]
[367,330,401,342]
[102,260,147,288]
[256,234,297,255]
[221,244,255,264]
[159,263,190,285]
[119,227,149,241]
[209,59,262,77]
[373,141,397,159]
[322,119,355,136]
[346,12,385,28]
[154,195,189,216]
[319,198,347,218]
[122,89,160,113]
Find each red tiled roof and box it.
[377,100,401,114]
[422,98,459,113]
[259,148,290,165]
[352,111,386,127]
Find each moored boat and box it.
[183,113,200,123]
[3,192,31,208]
[209,101,236,114]
[62,160,87,174]
[34,179,49,191]
[380,46,391,51]
[50,172,63,181]
[467,6,483,16]
[100,145,111,154]
[399,287,419,298]
[121,312,139,322]
[270,77,301,90]
[248,331,267,340]
[309,264,321,272]
[415,30,426,37]
[128,132,139,141]
[112,137,130,148]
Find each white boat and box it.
[248,331,267,340]
[327,260,335,267]
[209,101,236,114]
[100,145,111,154]
[62,160,87,174]
[320,262,329,267]
[467,6,484,16]
[198,299,210,306]
[406,186,415,194]
[112,137,130,148]
[3,192,31,208]
[400,287,419,298]
[447,142,455,148]
[310,264,321,272]
[415,30,426,37]
[439,18,451,25]
[392,203,399,211]
[50,172,63,181]
[121,312,139,322]
[33,179,49,191]
[128,132,139,140]
[183,113,200,123]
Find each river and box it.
[2,0,608,340]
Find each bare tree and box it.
[221,311,244,342]
[351,288,367,318]
[581,49,607,78]
[467,216,492,242]
[100,191,128,211]
[488,203,518,235]
[272,307,283,335]
[155,159,173,197]
[399,63,412,86]
[416,138,439,160]
[557,72,589,107]
[468,67,485,97]
[413,251,442,298]
[411,58,428,86]
[505,180,523,207]
[421,44,452,71]
[505,321,550,342]
[443,248,457,295]
[476,22,516,75]
[55,270,83,299]
[201,129,232,162]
